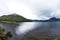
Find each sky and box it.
[0,0,60,20]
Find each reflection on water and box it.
[0,22,60,40]
[15,22,42,35]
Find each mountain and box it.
[0,14,59,22]
[48,17,60,21]
[0,14,31,22]
[31,17,60,22]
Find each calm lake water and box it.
[0,22,60,40]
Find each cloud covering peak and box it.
[0,0,60,20]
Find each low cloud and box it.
[0,0,60,20]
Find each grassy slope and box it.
[0,15,31,22]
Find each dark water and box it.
[0,22,60,40]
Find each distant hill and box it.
[31,17,60,22]
[0,14,60,22]
[0,14,31,22]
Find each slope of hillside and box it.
[0,14,31,22]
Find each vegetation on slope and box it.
[54,36,60,40]
[0,14,31,22]
[0,28,12,40]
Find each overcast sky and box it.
[0,0,60,20]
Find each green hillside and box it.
[0,14,31,22]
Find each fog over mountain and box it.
[0,0,60,20]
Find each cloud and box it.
[26,0,58,18]
[7,1,39,20]
[38,9,53,17]
[0,0,60,20]
[15,0,59,19]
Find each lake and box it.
[0,22,60,40]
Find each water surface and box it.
[0,22,60,40]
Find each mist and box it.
[0,0,60,20]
